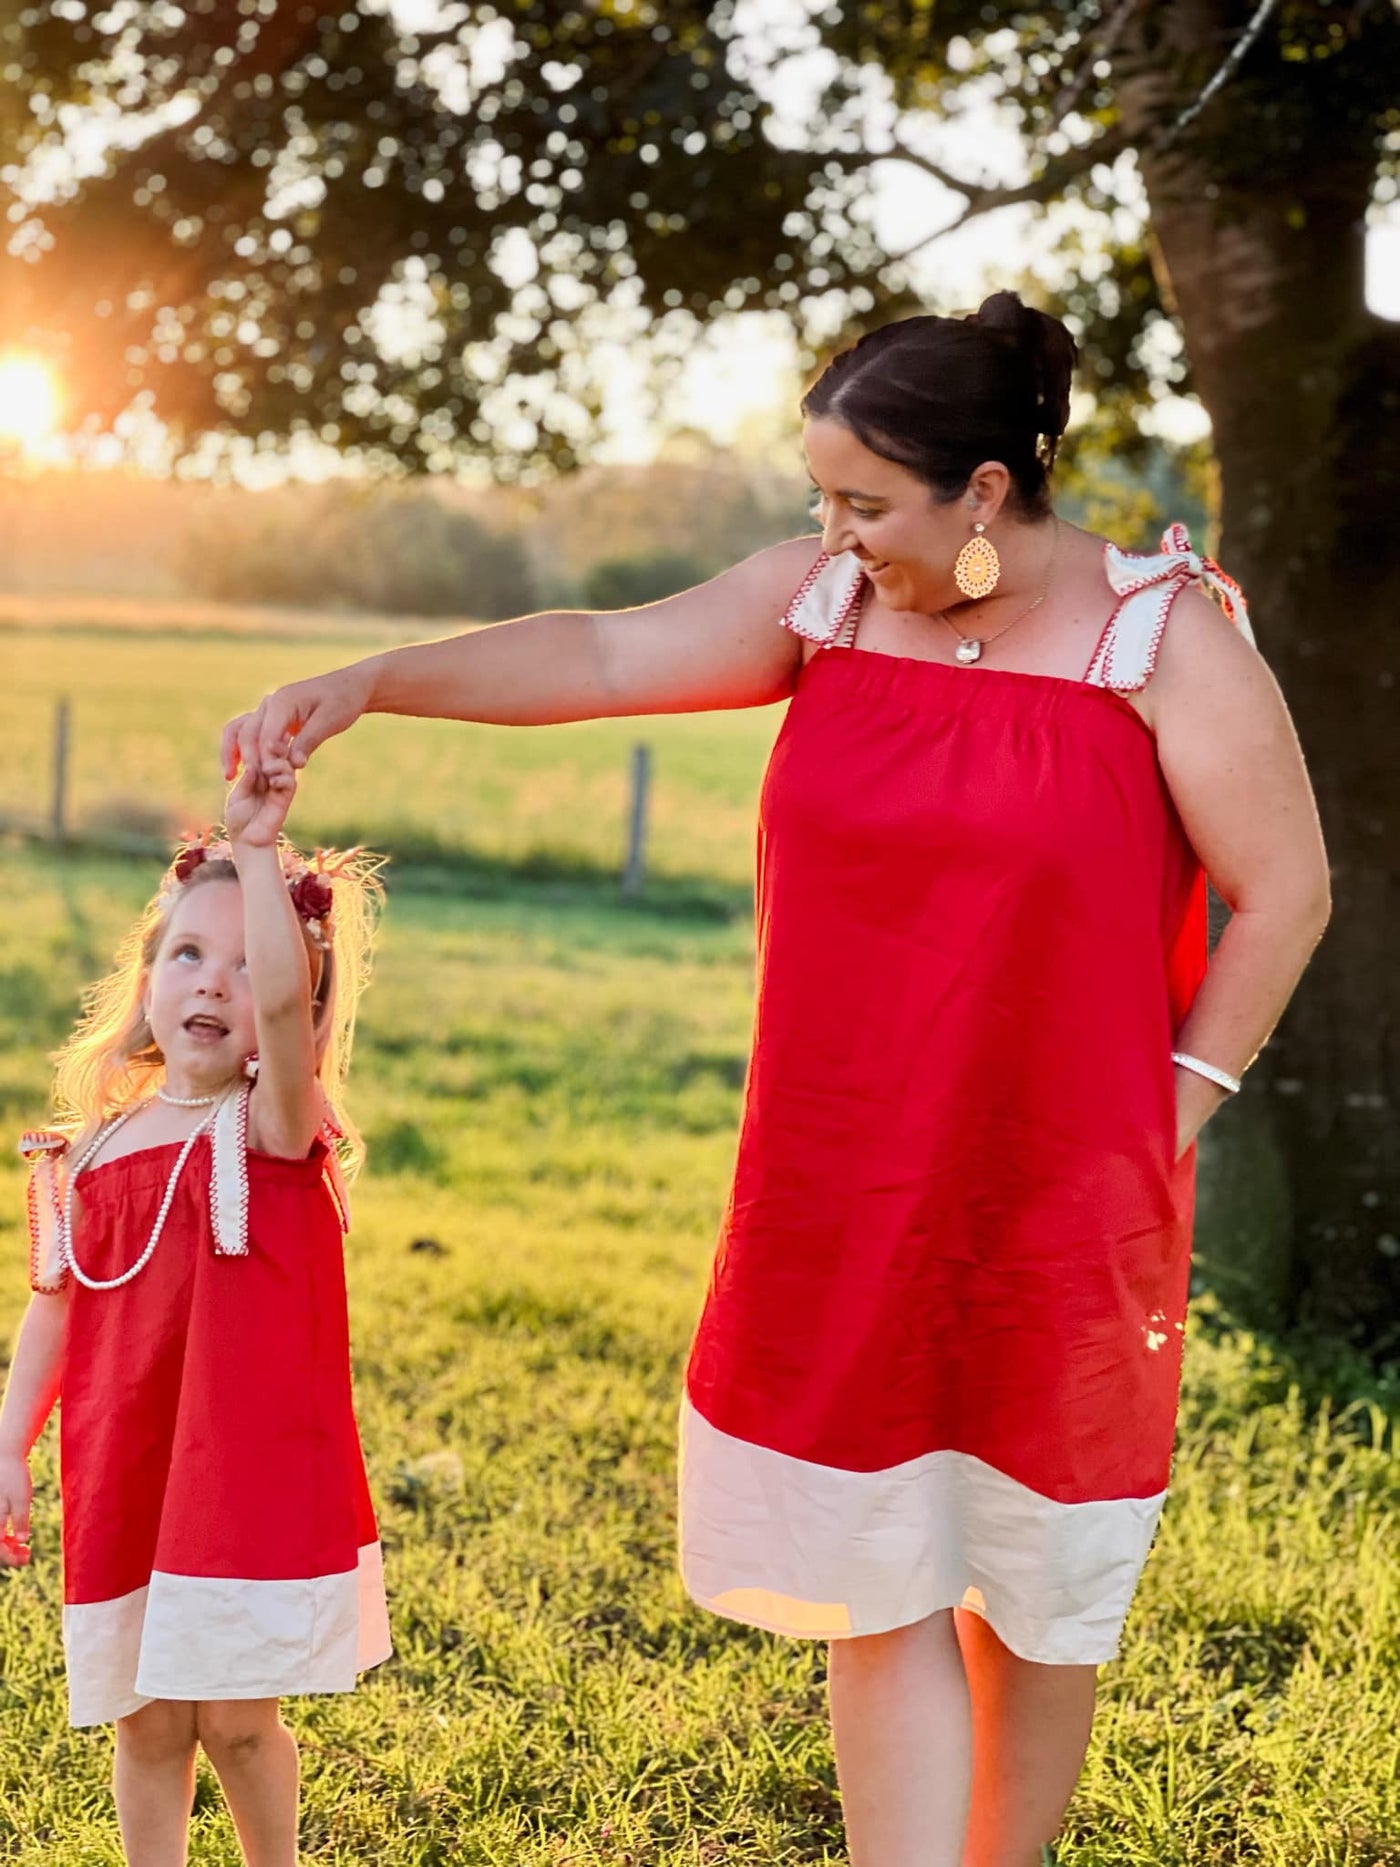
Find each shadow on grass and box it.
[1188,1286,1400,1450]
[4,821,751,924]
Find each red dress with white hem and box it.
[23,1101,389,1726]
[678,524,1252,1664]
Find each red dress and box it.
[24,1101,390,1726]
[679,525,1252,1664]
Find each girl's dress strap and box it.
[781,550,867,649]
[318,1103,352,1236]
[19,1130,69,1294]
[1087,521,1254,694]
[210,1087,251,1256]
[208,1085,352,1253]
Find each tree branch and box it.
[1049,0,1146,128]
[1156,0,1284,149]
[865,124,1133,264]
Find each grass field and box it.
[0,619,1398,1862]
[1,848,1398,1865]
[0,615,781,896]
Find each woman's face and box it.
[803,416,1005,616]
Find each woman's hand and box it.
[0,1451,32,1567]
[1174,1064,1231,1162]
[225,755,297,849]
[222,662,378,782]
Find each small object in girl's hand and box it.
[1,1534,32,1567]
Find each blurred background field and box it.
[0,615,783,901]
[2,846,1399,1866]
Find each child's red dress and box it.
[24,1090,390,1725]
[680,525,1253,1664]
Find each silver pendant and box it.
[955,637,983,664]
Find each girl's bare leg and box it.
[954,1607,1098,1867]
[196,1698,299,1867]
[114,1699,199,1867]
[828,1608,974,1867]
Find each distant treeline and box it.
[2,431,1207,622]
[2,450,815,620]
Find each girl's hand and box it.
[225,756,296,849]
[0,1452,32,1567]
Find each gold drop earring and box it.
[954,522,1001,600]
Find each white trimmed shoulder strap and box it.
[781,549,868,649]
[207,1084,351,1255]
[1087,521,1255,694]
[210,1085,251,1256]
[19,1130,69,1293]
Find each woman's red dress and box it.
[680,525,1252,1663]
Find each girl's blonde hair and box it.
[50,838,386,1177]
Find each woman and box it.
[222,292,1330,1867]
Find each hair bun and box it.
[971,290,1029,336]
[973,290,1076,450]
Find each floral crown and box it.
[167,835,360,953]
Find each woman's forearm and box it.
[1172,895,1329,1139]
[363,609,611,727]
[0,1293,67,1457]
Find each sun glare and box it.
[0,353,62,452]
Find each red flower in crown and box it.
[289,870,333,926]
[172,843,209,883]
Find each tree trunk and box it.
[1117,2,1400,1346]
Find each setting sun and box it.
[0,352,62,452]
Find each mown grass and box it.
[0,836,1398,1863]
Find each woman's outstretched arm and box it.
[223,536,820,779]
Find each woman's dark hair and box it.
[801,291,1078,520]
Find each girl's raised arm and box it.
[225,762,321,1161]
[223,535,821,778]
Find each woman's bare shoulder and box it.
[1144,582,1282,741]
[736,533,828,597]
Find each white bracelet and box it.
[1171,1051,1242,1096]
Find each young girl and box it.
[0,754,390,1867]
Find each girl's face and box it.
[803,416,1002,615]
[145,880,256,1090]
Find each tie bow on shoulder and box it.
[1089,522,1255,693]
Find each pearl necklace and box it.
[61,1092,233,1291]
[157,1087,220,1108]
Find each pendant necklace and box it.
[940,517,1062,665]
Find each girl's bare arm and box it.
[226,767,321,1159]
[0,1290,69,1563]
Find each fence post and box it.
[50,697,70,843]
[621,743,651,901]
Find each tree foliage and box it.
[3,2,1396,477]
[1,0,901,475]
